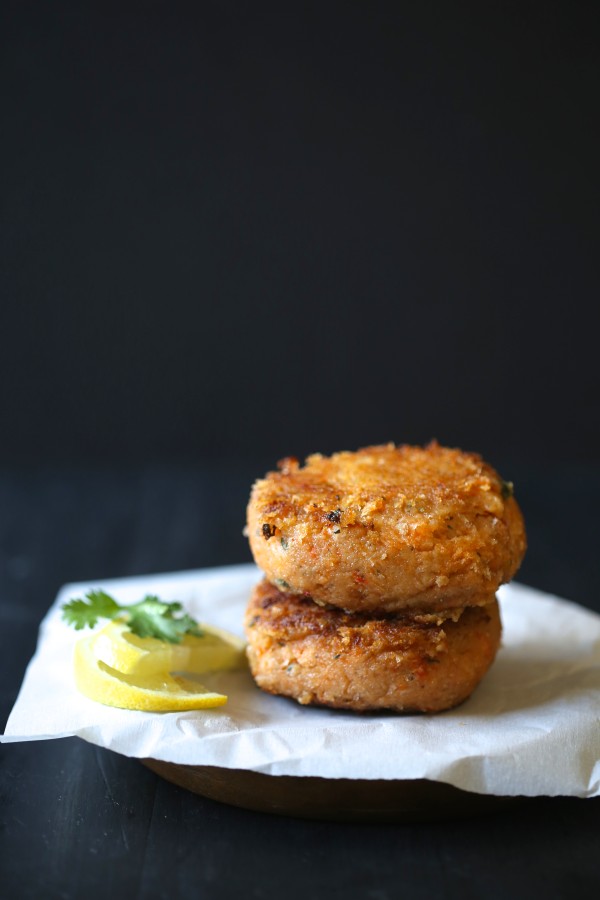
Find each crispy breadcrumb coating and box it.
[247,442,526,613]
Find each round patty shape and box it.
[247,442,526,613]
[245,580,501,713]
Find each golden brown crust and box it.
[247,442,526,613]
[245,580,501,713]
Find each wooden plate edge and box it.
[142,759,522,822]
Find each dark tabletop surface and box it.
[1,463,599,900]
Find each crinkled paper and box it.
[3,564,599,797]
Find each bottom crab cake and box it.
[244,580,501,713]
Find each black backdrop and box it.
[2,1,599,469]
[2,13,600,894]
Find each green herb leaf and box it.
[61,590,202,643]
[127,596,202,643]
[62,590,121,630]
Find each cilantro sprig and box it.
[61,590,202,643]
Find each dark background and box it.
[1,1,599,470]
[2,6,600,898]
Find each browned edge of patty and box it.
[245,579,502,713]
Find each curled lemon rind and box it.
[92,618,247,677]
[73,634,229,711]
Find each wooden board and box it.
[143,760,522,822]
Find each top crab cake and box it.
[247,442,526,614]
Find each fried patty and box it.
[247,442,526,613]
[245,579,501,713]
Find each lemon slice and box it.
[92,619,247,677]
[73,634,228,711]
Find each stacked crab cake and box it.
[245,443,526,713]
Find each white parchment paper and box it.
[2,564,599,797]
